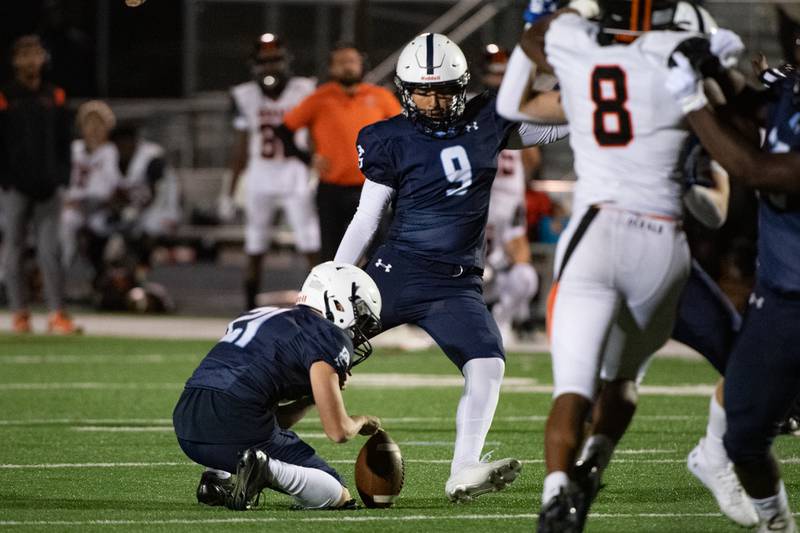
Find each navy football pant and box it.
[671,260,741,374]
[723,280,800,465]
[173,388,342,484]
[366,244,504,370]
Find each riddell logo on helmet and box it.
[296,294,307,303]
[420,75,441,81]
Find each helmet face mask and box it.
[395,33,471,137]
[251,33,290,94]
[298,262,382,370]
[599,0,678,42]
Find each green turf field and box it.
[1,334,798,532]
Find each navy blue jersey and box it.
[357,92,517,268]
[184,306,353,408]
[758,74,800,293]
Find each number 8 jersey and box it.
[357,92,565,268]
[545,13,701,217]
[230,77,316,195]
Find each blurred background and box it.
[0,0,797,331]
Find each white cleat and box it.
[445,458,522,503]
[687,439,759,527]
[758,510,798,533]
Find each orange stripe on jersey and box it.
[53,87,66,107]
[0,92,7,111]
[546,281,559,340]
[642,0,653,31]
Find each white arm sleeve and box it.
[496,46,537,123]
[507,121,570,149]
[334,179,396,264]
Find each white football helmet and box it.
[395,33,470,135]
[673,1,718,34]
[297,262,382,367]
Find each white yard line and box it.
[0,377,716,396]
[10,457,800,470]
[2,512,776,527]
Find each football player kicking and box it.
[499,1,746,530]
[220,33,320,310]
[173,262,382,510]
[666,36,800,533]
[334,33,569,502]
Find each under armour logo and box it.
[749,293,765,309]
[375,259,392,273]
[465,121,479,132]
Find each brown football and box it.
[355,430,404,508]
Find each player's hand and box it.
[666,52,708,115]
[217,194,236,222]
[568,0,600,19]
[709,29,744,69]
[358,416,382,436]
[523,0,558,25]
[312,154,330,177]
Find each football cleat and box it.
[445,457,522,503]
[572,452,604,528]
[226,448,275,511]
[758,510,798,533]
[196,470,234,507]
[687,439,759,527]
[537,486,582,533]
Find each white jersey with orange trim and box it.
[487,149,527,270]
[231,77,316,195]
[545,13,700,218]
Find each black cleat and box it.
[572,453,604,529]
[196,471,234,507]
[537,487,582,533]
[226,448,275,511]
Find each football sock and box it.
[577,434,614,471]
[542,471,570,505]
[451,357,505,475]
[204,467,231,480]
[267,458,344,509]
[752,481,790,522]
[703,393,729,467]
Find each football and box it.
[355,430,404,508]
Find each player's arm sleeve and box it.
[283,93,316,132]
[506,121,569,149]
[497,46,538,123]
[334,179,395,264]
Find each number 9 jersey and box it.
[357,92,565,268]
[545,13,701,217]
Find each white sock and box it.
[267,458,344,509]
[450,358,505,475]
[204,467,231,479]
[577,434,615,471]
[752,481,791,522]
[703,393,729,467]
[542,471,570,505]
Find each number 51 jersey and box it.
[546,13,700,218]
[357,92,563,269]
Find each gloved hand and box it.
[524,0,559,26]
[217,194,236,223]
[568,0,600,19]
[710,29,744,69]
[665,52,708,114]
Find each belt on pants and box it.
[394,248,484,278]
